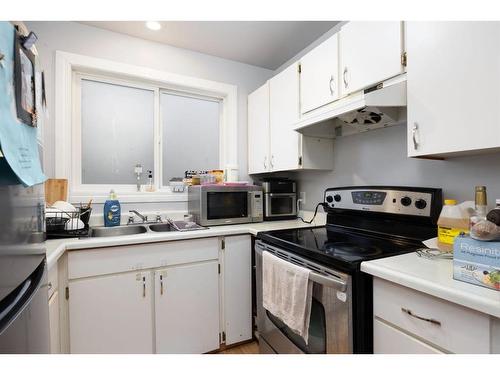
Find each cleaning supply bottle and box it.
[103,189,121,227]
[437,199,470,252]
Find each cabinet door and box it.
[269,63,300,171]
[68,271,153,353]
[340,21,403,95]
[407,22,500,157]
[300,33,339,114]
[155,261,220,353]
[48,290,60,354]
[223,235,252,345]
[248,82,270,174]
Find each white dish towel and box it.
[262,251,313,344]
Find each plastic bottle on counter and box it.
[437,199,470,252]
[103,189,121,227]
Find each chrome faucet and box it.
[129,210,147,223]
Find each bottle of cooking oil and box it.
[437,199,470,252]
[470,186,488,228]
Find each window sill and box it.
[70,190,188,204]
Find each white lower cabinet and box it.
[373,278,498,354]
[222,235,252,345]
[154,261,220,354]
[62,236,252,354]
[69,271,154,354]
[48,290,60,354]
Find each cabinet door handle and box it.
[412,123,419,150]
[401,307,441,326]
[270,155,275,168]
[343,67,348,89]
[263,156,267,169]
[329,75,335,95]
[142,276,146,298]
[160,275,164,295]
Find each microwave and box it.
[188,185,264,226]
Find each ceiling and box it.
[79,21,338,70]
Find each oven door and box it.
[255,241,353,354]
[201,189,252,225]
[265,193,297,218]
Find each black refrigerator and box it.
[0,158,49,353]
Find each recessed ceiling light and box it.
[146,21,161,31]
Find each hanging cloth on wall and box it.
[0,21,46,187]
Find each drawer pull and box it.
[142,276,146,298]
[401,307,441,326]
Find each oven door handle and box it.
[309,271,347,292]
[267,193,296,197]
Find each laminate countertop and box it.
[46,216,325,269]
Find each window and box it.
[160,92,221,185]
[55,51,237,203]
[81,79,155,185]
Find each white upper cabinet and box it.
[299,34,339,114]
[340,21,404,96]
[270,63,301,171]
[248,82,270,174]
[407,22,500,157]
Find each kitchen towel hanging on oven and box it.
[0,21,46,187]
[262,251,313,343]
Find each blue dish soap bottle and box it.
[103,189,121,227]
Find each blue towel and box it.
[0,21,46,187]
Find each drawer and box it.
[68,238,219,279]
[373,278,491,353]
[48,263,58,299]
[374,318,444,354]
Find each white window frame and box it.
[55,51,237,203]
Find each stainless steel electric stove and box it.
[255,186,442,354]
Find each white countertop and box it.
[361,253,500,318]
[46,217,325,269]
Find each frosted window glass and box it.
[161,93,220,185]
[81,80,154,185]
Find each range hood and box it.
[294,76,407,138]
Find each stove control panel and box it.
[324,187,440,218]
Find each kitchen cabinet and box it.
[340,21,404,96]
[154,261,220,354]
[48,290,60,354]
[407,22,500,157]
[373,278,499,354]
[248,66,334,174]
[68,271,154,354]
[248,82,270,174]
[299,34,339,114]
[222,235,252,345]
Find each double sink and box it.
[89,223,175,238]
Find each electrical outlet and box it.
[299,192,306,206]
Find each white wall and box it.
[26,21,273,183]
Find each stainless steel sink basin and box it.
[148,223,176,232]
[89,225,148,237]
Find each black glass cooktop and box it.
[258,225,422,272]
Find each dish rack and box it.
[46,205,92,239]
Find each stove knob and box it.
[334,194,341,202]
[400,196,412,207]
[326,195,333,203]
[415,199,427,210]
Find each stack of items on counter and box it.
[436,186,500,291]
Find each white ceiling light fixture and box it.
[146,21,162,31]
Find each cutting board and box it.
[45,178,68,206]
